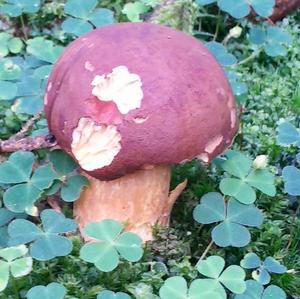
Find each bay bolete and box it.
[45,22,238,241]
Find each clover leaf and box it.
[48,150,89,202]
[219,152,275,204]
[0,245,32,292]
[206,42,237,66]
[13,75,47,115]
[26,282,67,299]
[159,276,223,299]
[0,151,58,214]
[282,166,300,196]
[227,71,248,98]
[122,2,149,22]
[8,209,77,261]
[80,219,143,272]
[220,0,275,18]
[197,0,275,18]
[26,37,64,64]
[235,280,286,299]
[240,253,287,285]
[0,32,23,57]
[197,256,246,298]
[277,122,300,147]
[62,0,114,36]
[249,26,292,57]
[193,192,263,247]
[97,290,131,299]
[0,0,41,17]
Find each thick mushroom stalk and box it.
[45,23,238,241]
[74,166,187,241]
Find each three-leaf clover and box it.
[219,152,276,204]
[0,58,21,100]
[80,219,143,272]
[0,151,58,214]
[235,280,286,299]
[0,208,26,247]
[48,150,89,202]
[26,282,67,299]
[206,42,237,66]
[240,253,287,285]
[26,37,64,64]
[193,192,263,247]
[8,209,77,261]
[97,290,131,299]
[277,122,300,147]
[282,166,300,196]
[197,256,246,298]
[122,2,149,22]
[0,0,41,17]
[0,32,23,57]
[0,245,32,292]
[62,0,114,36]
[159,276,223,299]
[249,26,292,57]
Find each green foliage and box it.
[197,256,246,297]
[0,0,41,17]
[0,0,299,297]
[97,290,132,299]
[0,33,23,57]
[235,280,286,299]
[197,0,275,18]
[205,42,237,66]
[62,0,114,36]
[0,245,32,292]
[219,152,276,204]
[80,219,143,272]
[8,209,77,261]
[249,26,292,57]
[240,253,286,285]
[193,192,263,247]
[26,282,67,299]
[159,276,222,299]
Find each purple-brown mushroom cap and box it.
[45,22,238,180]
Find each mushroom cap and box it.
[45,22,238,180]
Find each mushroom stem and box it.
[74,165,187,241]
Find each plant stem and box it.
[213,10,221,41]
[198,240,214,264]
[20,15,28,40]
[236,49,262,66]
[11,278,20,299]
[285,203,300,253]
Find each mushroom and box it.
[45,22,238,241]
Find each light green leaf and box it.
[197,256,225,279]
[222,154,252,179]
[0,151,35,184]
[64,0,97,19]
[220,178,256,204]
[122,2,149,22]
[62,17,93,36]
[26,282,67,299]
[49,150,77,175]
[219,265,246,294]
[61,175,89,202]
[245,170,276,196]
[31,164,58,190]
[0,261,9,292]
[89,8,114,27]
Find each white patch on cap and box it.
[85,61,95,72]
[71,118,121,171]
[47,82,52,92]
[44,93,48,105]
[231,109,237,129]
[205,135,223,154]
[197,153,209,163]
[91,66,143,114]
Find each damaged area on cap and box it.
[85,61,95,72]
[205,135,223,154]
[91,66,143,114]
[71,117,121,171]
